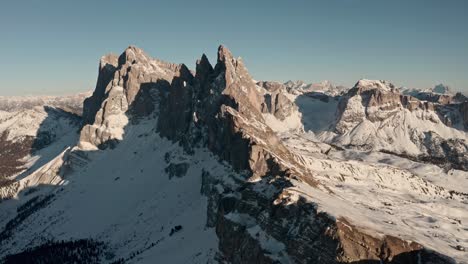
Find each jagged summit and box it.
[118,45,154,65]
[216,44,233,62]
[432,83,452,95]
[284,80,348,96]
[351,79,398,93]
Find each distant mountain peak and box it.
[353,79,397,93]
[432,83,452,95]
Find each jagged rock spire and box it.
[195,54,214,86]
[82,54,118,125]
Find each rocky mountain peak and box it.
[99,54,119,71]
[311,80,333,90]
[212,45,263,115]
[353,79,397,93]
[118,45,150,65]
[256,81,284,93]
[216,45,233,63]
[195,54,213,86]
[79,45,183,149]
[432,83,452,95]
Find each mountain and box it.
[0,46,466,264]
[432,84,452,95]
[0,97,83,200]
[284,80,348,96]
[0,92,91,115]
[312,79,468,170]
[401,84,467,105]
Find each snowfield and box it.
[282,133,468,262]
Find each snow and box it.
[0,106,80,188]
[263,82,468,262]
[320,97,468,156]
[225,213,291,263]
[1,76,467,263]
[0,107,77,142]
[355,79,395,92]
[262,113,303,133]
[0,119,238,263]
[281,133,468,263]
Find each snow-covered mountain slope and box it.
[0,120,235,263]
[291,79,468,170]
[0,46,466,264]
[284,80,348,96]
[256,81,304,133]
[401,84,467,105]
[0,104,81,200]
[282,133,468,262]
[0,92,91,115]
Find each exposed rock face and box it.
[157,64,196,146]
[206,168,452,264]
[412,92,453,105]
[453,92,468,103]
[432,84,451,94]
[461,101,468,128]
[79,46,182,149]
[402,84,467,105]
[257,81,298,121]
[329,79,468,171]
[77,47,457,263]
[336,80,436,129]
[82,54,119,125]
[334,79,463,133]
[157,45,295,177]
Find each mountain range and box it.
[0,45,467,264]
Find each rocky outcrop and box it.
[156,45,297,177]
[461,101,468,128]
[79,46,182,149]
[157,64,196,146]
[205,168,452,264]
[82,54,119,125]
[411,92,453,105]
[338,80,435,126]
[333,79,464,132]
[257,81,298,121]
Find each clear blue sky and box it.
[1,0,467,95]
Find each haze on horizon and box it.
[1,0,467,96]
